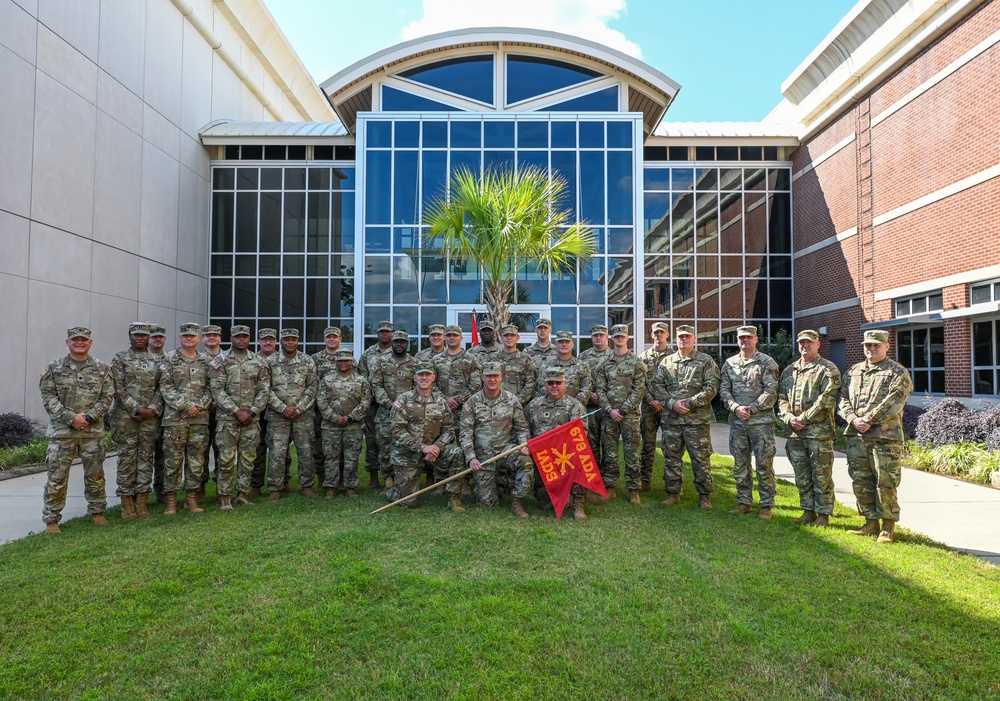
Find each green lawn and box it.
[0,454,997,701]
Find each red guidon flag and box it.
[527,417,605,519]
[470,310,479,347]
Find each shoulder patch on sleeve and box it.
[209,358,220,369]
[392,399,404,411]
[159,363,169,372]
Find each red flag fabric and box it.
[527,417,605,519]
[470,310,479,347]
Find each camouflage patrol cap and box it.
[67,326,92,340]
[590,324,609,335]
[543,367,566,382]
[391,330,409,341]
[128,322,152,336]
[535,318,552,328]
[651,322,670,333]
[501,324,519,335]
[444,325,463,335]
[149,324,167,337]
[427,324,446,335]
[479,319,495,331]
[737,325,758,338]
[414,361,436,375]
[481,362,503,376]
[676,325,695,336]
[179,323,201,336]
[279,328,299,339]
[335,350,354,361]
[796,329,820,343]
[231,325,251,337]
[258,328,278,340]
[202,325,223,335]
[610,324,629,337]
[323,326,342,337]
[554,331,574,341]
[377,320,394,332]
[864,329,889,344]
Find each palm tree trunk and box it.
[483,280,513,331]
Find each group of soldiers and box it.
[39,316,912,542]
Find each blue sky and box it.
[263,0,858,122]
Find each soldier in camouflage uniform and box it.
[649,325,720,510]
[157,323,211,516]
[317,349,371,498]
[533,331,593,402]
[639,322,671,491]
[524,318,556,363]
[595,325,647,504]
[148,324,168,504]
[265,328,319,499]
[719,326,781,519]
[459,362,534,515]
[468,319,503,364]
[40,327,115,532]
[433,326,484,426]
[370,330,419,490]
[198,325,224,502]
[209,325,271,510]
[778,329,842,527]
[388,362,464,508]
[251,328,284,498]
[109,322,162,519]
[497,325,537,407]
[838,329,913,543]
[525,367,589,520]
[310,326,349,491]
[578,324,612,483]
[359,320,393,489]
[416,324,446,362]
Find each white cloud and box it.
[401,0,640,58]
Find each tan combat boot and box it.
[345,489,357,498]
[248,487,261,499]
[698,494,712,510]
[811,513,830,527]
[134,493,150,518]
[301,487,318,499]
[448,494,466,513]
[185,491,204,514]
[729,503,753,515]
[92,513,109,526]
[325,488,337,500]
[660,492,681,506]
[572,496,588,521]
[120,494,138,521]
[511,499,529,518]
[45,522,61,534]
[791,510,816,524]
[849,518,880,536]
[219,495,233,511]
[195,484,206,504]
[629,489,641,505]
[163,492,178,516]
[235,492,254,506]
[877,519,895,543]
[758,507,772,520]
[268,490,282,502]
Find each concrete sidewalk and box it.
[2,428,998,565]
[710,424,1000,566]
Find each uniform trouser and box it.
[152,430,165,495]
[200,410,220,486]
[267,418,315,491]
[470,451,533,506]
[786,436,835,515]
[661,423,714,496]
[364,402,379,474]
[587,404,605,465]
[112,416,158,497]
[321,421,364,490]
[601,414,642,490]
[639,407,662,484]
[215,420,259,496]
[313,412,326,486]
[729,421,777,507]
[846,435,903,521]
[389,445,464,504]
[162,424,210,492]
[375,406,395,481]
[251,414,293,490]
[42,438,107,524]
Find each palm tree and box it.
[423,165,596,330]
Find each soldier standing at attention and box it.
[359,320,393,490]
[497,325,536,407]
[198,325,224,503]
[370,330,418,492]
[838,329,913,543]
[778,330,842,527]
[468,319,502,364]
[148,324,168,505]
[109,322,161,519]
[209,325,270,511]
[317,349,371,499]
[311,326,348,493]
[459,362,533,516]
[578,324,612,479]
[157,323,211,515]
[638,322,671,491]
[388,363,464,508]
[533,331,592,402]
[719,326,781,520]
[250,328,283,499]
[595,325,647,505]
[525,368,589,520]
[433,325,484,426]
[40,327,115,532]
[265,328,319,500]
[649,325,720,510]
[524,318,555,363]
[416,324,446,361]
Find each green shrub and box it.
[0,438,48,471]
[0,412,38,449]
[904,441,996,485]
